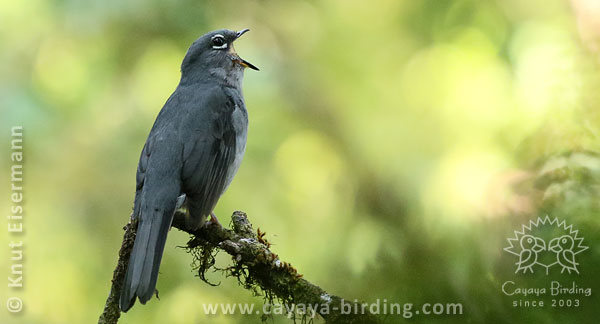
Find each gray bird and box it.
[119,29,258,312]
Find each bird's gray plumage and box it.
[120,29,257,312]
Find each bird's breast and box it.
[223,101,248,191]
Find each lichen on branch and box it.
[99,211,381,324]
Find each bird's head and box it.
[180,28,258,84]
[549,235,574,253]
[520,235,545,252]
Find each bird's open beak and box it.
[548,238,560,253]
[533,237,546,253]
[232,28,259,71]
[236,28,250,38]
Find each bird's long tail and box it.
[119,206,175,312]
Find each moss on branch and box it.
[99,211,381,324]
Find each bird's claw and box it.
[206,212,222,227]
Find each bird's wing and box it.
[131,93,181,220]
[122,112,184,310]
[517,250,533,266]
[131,140,151,220]
[561,250,578,268]
[181,89,241,228]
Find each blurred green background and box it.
[1,0,600,323]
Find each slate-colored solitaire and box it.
[120,29,258,312]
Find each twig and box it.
[98,211,381,324]
[98,221,136,324]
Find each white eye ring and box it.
[211,34,227,49]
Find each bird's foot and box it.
[206,212,222,227]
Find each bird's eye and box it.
[562,238,567,243]
[527,238,533,243]
[211,35,227,49]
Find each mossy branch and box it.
[98,211,381,324]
